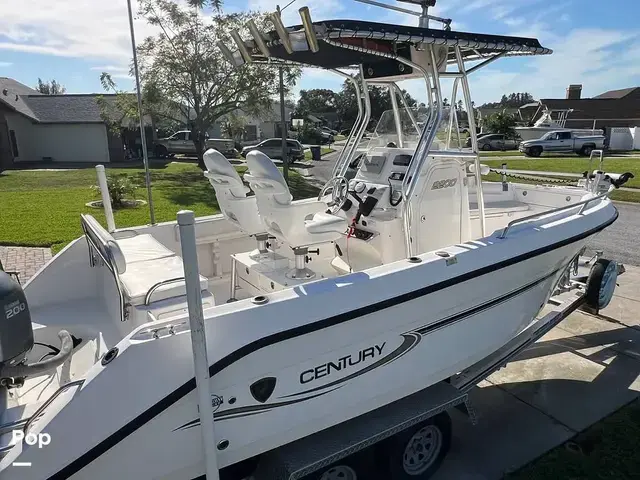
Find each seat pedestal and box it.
[285,247,316,281]
[248,233,272,259]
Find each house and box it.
[209,102,294,142]
[538,84,640,131]
[0,77,153,170]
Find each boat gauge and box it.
[354,181,367,194]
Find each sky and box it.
[0,0,639,106]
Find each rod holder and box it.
[230,30,252,63]
[247,20,270,57]
[177,210,220,480]
[299,7,319,53]
[95,165,116,232]
[217,41,241,66]
[269,11,293,54]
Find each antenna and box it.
[352,0,451,29]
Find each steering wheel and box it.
[318,176,349,214]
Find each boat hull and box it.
[1,201,617,480]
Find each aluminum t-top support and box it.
[177,210,219,480]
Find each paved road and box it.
[586,202,640,266]
[308,149,640,266]
[308,148,342,183]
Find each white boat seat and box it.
[115,234,175,264]
[80,214,208,317]
[305,212,347,235]
[119,255,209,305]
[245,151,347,248]
[203,149,265,235]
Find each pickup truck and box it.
[154,131,236,158]
[519,130,605,157]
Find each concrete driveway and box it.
[432,266,640,479]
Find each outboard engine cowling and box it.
[0,270,34,369]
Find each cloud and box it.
[0,61,12,67]
[247,0,344,24]
[90,65,130,72]
[0,1,157,62]
[503,17,524,27]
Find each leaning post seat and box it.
[244,150,348,280]
[80,214,208,322]
[203,148,272,255]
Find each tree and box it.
[484,110,519,139]
[294,89,338,118]
[221,112,247,141]
[335,81,416,131]
[36,78,66,95]
[479,92,535,109]
[104,0,299,169]
[96,72,182,143]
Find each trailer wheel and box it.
[381,413,451,479]
[585,258,618,310]
[315,464,358,480]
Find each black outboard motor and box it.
[0,270,34,372]
[0,271,74,387]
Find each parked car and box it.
[154,131,236,158]
[519,130,605,157]
[475,134,519,151]
[240,138,305,161]
[321,126,338,135]
[319,129,334,144]
[464,132,494,148]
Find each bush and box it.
[297,123,325,144]
[484,111,519,139]
[91,175,138,208]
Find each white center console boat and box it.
[0,2,633,479]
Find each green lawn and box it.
[508,399,640,480]
[482,157,640,189]
[0,162,319,254]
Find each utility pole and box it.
[279,67,289,182]
[126,0,155,225]
[277,5,289,182]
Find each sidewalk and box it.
[0,246,52,283]
[433,265,640,479]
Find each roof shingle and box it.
[593,87,639,99]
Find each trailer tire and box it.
[312,464,358,480]
[585,258,618,310]
[381,412,452,479]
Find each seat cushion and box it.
[116,234,176,264]
[119,255,208,306]
[305,212,348,235]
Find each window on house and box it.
[9,130,18,157]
